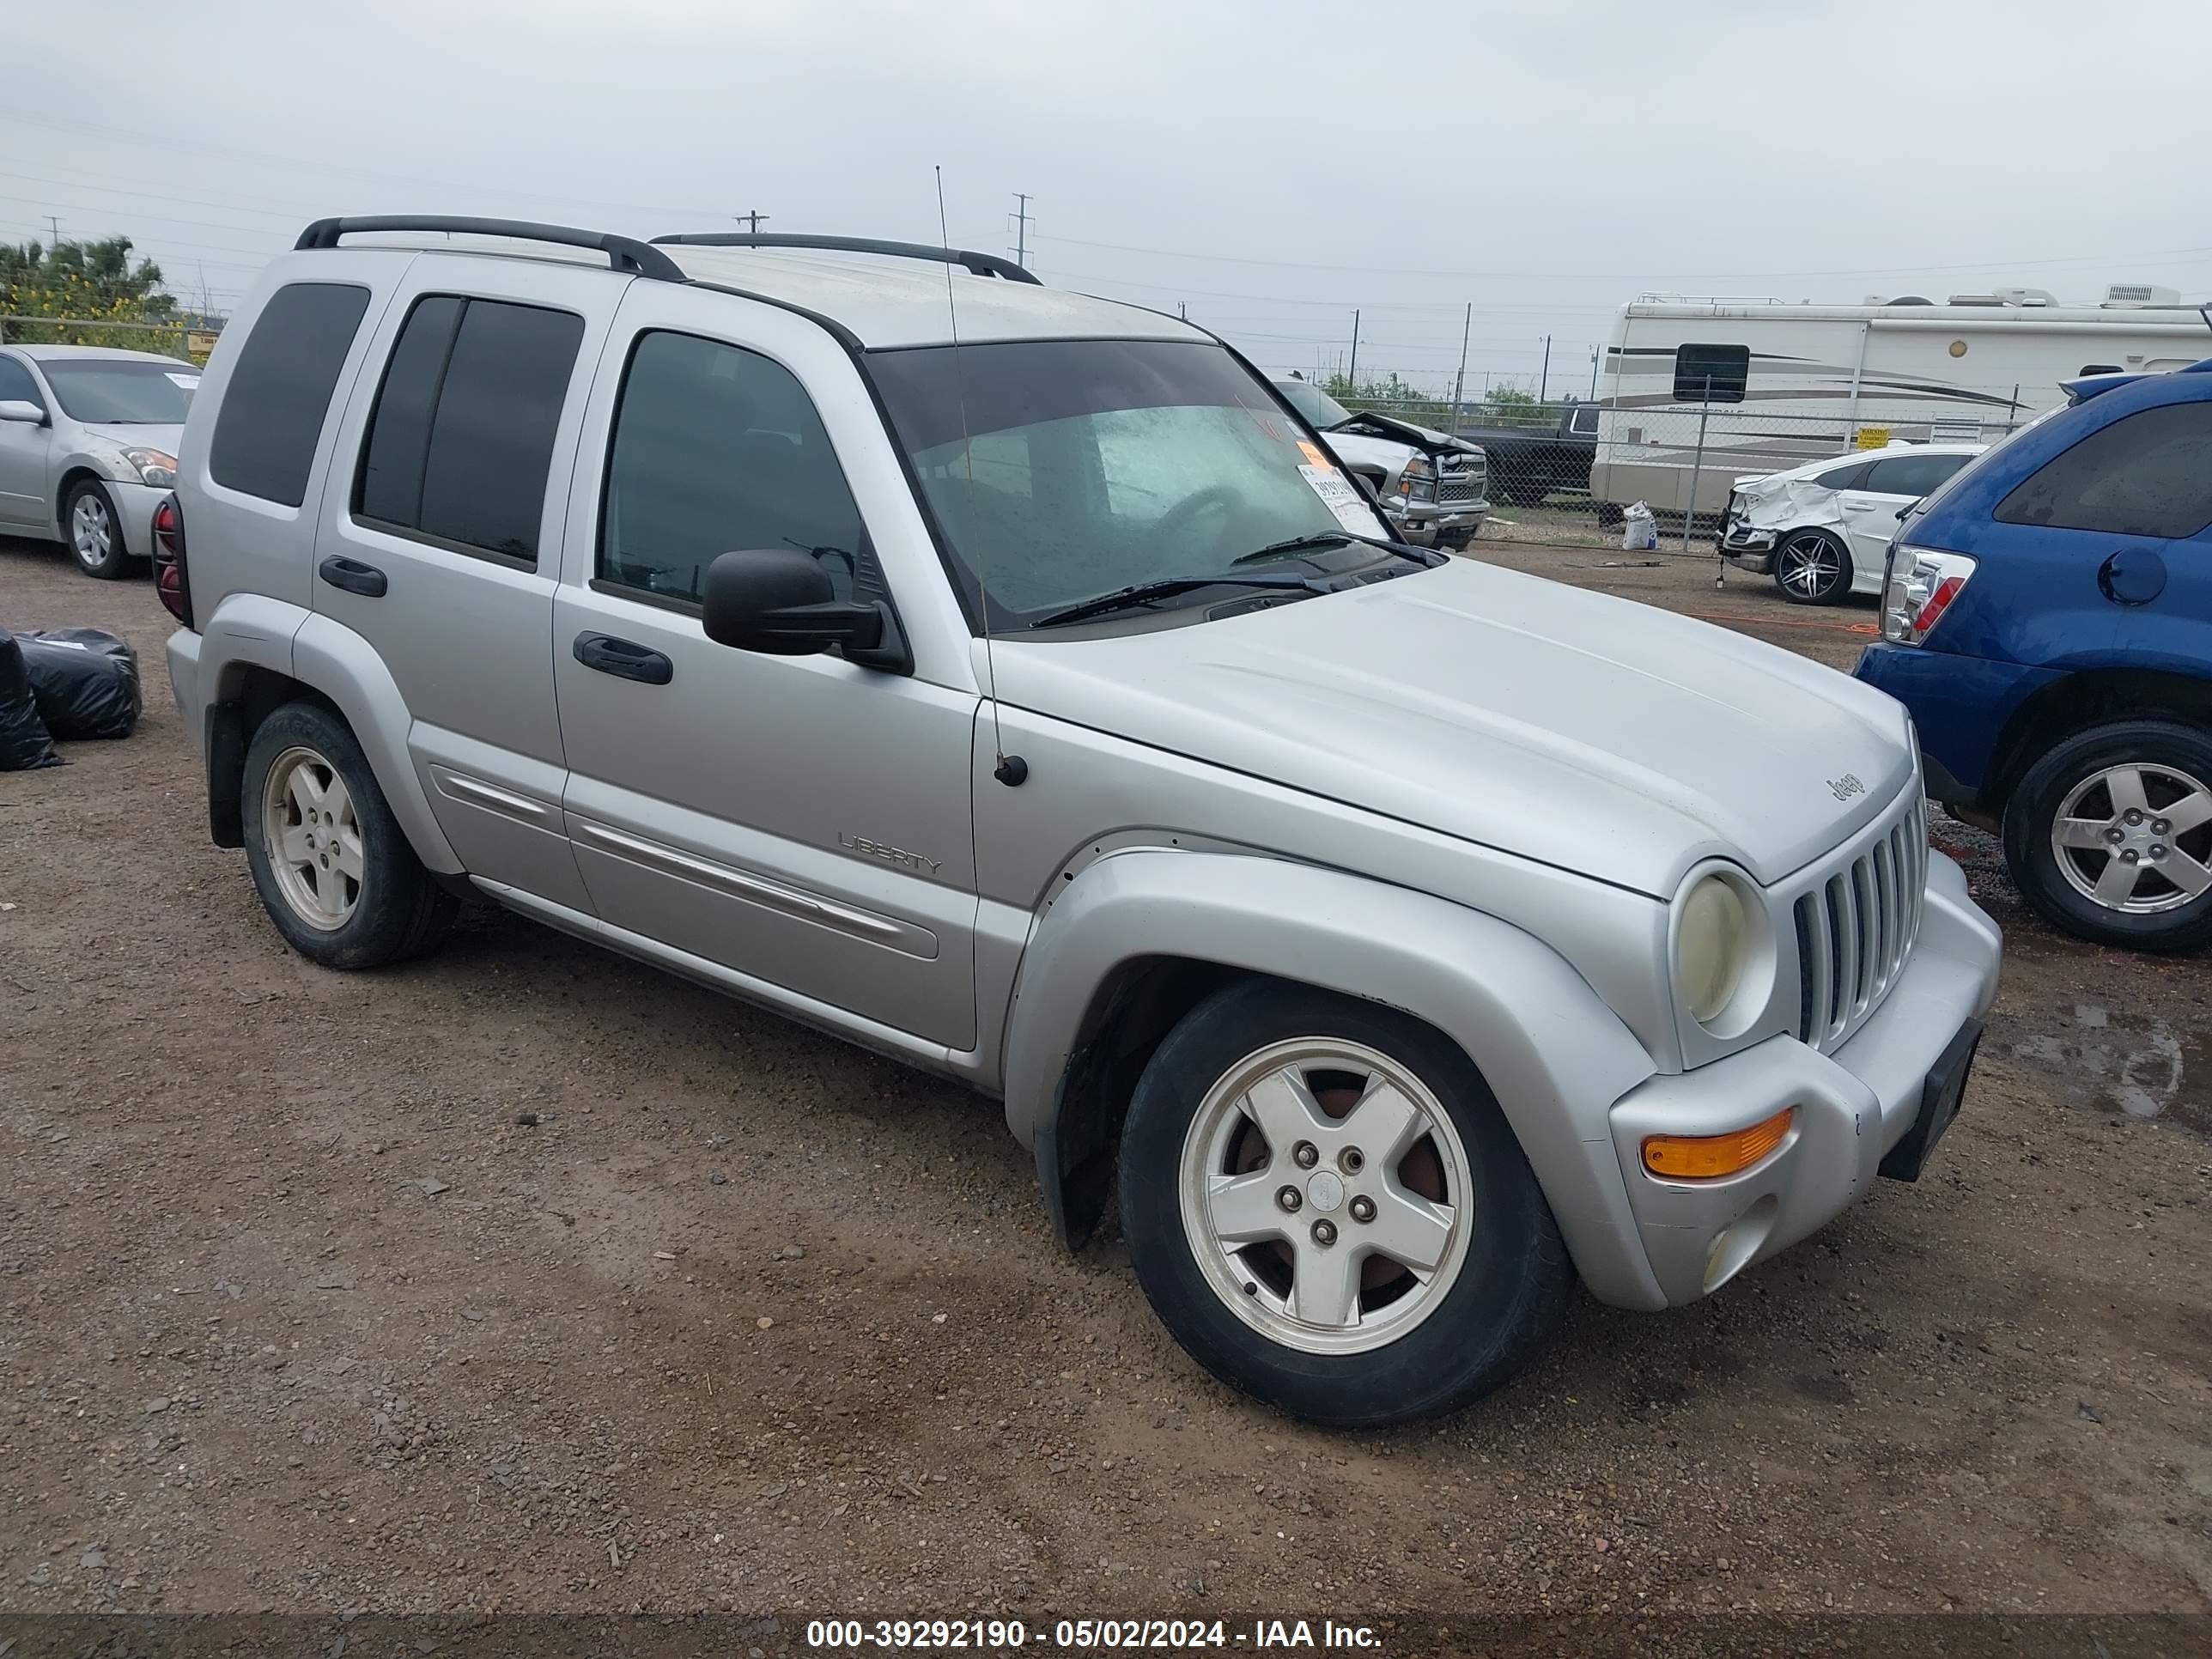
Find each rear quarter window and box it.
[1995,401,2212,539]
[209,283,372,507]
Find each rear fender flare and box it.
[270,611,461,873]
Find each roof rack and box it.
[651,233,1040,285]
[295,216,686,282]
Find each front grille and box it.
[1437,454,1486,504]
[1793,794,1926,1052]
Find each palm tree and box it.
[43,236,172,313]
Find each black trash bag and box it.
[0,629,63,769]
[16,627,142,740]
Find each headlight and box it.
[122,447,179,488]
[1675,873,1752,1025]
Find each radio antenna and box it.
[936,165,1025,787]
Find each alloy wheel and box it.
[1778,532,1844,599]
[261,745,365,930]
[2051,763,2212,914]
[70,493,114,572]
[1177,1038,1473,1355]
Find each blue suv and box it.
[1855,359,2212,953]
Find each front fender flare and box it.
[1000,850,1668,1310]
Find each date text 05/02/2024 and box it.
[804,1617,1382,1650]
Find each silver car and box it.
[0,343,196,578]
[162,219,2001,1427]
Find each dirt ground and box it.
[3,528,2208,1638]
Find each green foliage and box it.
[1322,371,1453,429]
[1,236,182,349]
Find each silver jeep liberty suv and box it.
[159,218,2002,1426]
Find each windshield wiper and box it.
[1230,530,1437,568]
[1027,574,1328,629]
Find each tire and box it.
[1772,529,1850,605]
[64,479,130,579]
[241,702,457,969]
[1118,979,1575,1427]
[2002,720,2212,954]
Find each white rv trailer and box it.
[1589,285,2212,520]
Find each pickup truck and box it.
[1452,403,1600,507]
[1273,379,1488,549]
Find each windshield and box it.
[39,358,198,424]
[872,340,1388,626]
[1273,377,1352,428]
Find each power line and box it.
[1036,229,2212,283]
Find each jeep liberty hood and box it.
[992,559,1912,896]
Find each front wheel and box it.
[65,479,130,579]
[1119,980,1574,1426]
[1773,529,1850,605]
[2003,720,2212,953]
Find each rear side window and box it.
[1814,460,1871,491]
[1995,401,2212,539]
[209,282,370,507]
[1862,451,1971,498]
[599,330,863,605]
[1674,343,1749,404]
[354,295,584,565]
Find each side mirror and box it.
[702,547,885,657]
[0,400,46,426]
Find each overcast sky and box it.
[10,0,2211,395]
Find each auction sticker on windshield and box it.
[1298,464,1380,532]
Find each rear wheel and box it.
[242,702,457,968]
[65,479,130,579]
[1773,529,1850,604]
[1119,980,1574,1426]
[2003,720,2212,953]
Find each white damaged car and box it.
[1719,442,1984,605]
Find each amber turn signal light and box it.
[1642,1108,1795,1180]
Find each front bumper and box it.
[1604,848,2002,1308]
[106,478,170,558]
[1388,498,1487,545]
[1717,519,1778,572]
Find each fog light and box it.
[1642,1108,1795,1180]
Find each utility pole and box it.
[1346,309,1361,389]
[1538,335,1552,404]
[1449,302,1472,433]
[1177,301,1187,320]
[1588,346,1600,401]
[732,210,770,234]
[1009,192,1034,267]
[42,215,62,246]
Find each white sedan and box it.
[1718,441,1984,605]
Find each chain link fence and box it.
[1330,391,2032,533]
[0,314,222,363]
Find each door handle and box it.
[319,555,387,598]
[572,631,673,685]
